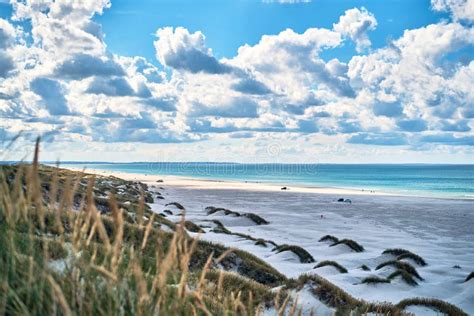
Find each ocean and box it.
[54,162,474,199]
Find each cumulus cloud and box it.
[348,133,408,146]
[1,0,473,158]
[431,0,474,22]
[420,133,474,146]
[187,97,259,118]
[30,78,71,115]
[154,27,232,74]
[0,51,14,78]
[373,102,403,117]
[333,7,377,52]
[85,77,136,97]
[54,54,125,80]
[231,78,272,95]
[0,18,16,49]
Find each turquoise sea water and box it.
[55,162,474,199]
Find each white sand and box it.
[67,167,474,315]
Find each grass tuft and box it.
[397,298,467,316]
[273,244,315,263]
[388,270,418,286]
[184,221,205,233]
[165,202,185,210]
[360,264,370,271]
[376,260,423,281]
[330,239,365,252]
[361,276,391,284]
[314,260,348,273]
[318,235,339,243]
[383,248,427,266]
[464,272,474,283]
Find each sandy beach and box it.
[64,166,474,315]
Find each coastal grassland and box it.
[314,260,348,273]
[0,145,292,315]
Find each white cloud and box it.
[333,7,377,52]
[0,2,473,162]
[431,0,474,22]
[154,27,232,74]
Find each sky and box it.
[0,0,473,163]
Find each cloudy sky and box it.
[0,0,473,163]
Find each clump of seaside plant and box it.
[273,244,315,263]
[382,248,427,266]
[319,235,339,243]
[361,276,391,284]
[314,260,348,273]
[376,260,423,280]
[330,239,365,252]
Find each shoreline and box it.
[63,166,473,201]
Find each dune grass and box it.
[388,270,418,286]
[206,206,269,225]
[287,274,404,315]
[318,235,339,243]
[314,260,348,273]
[330,239,365,252]
[165,202,185,210]
[206,206,240,216]
[397,298,468,316]
[360,264,371,271]
[184,220,205,233]
[272,245,315,263]
[361,276,391,285]
[383,248,427,266]
[465,272,474,283]
[376,260,423,281]
[0,142,297,315]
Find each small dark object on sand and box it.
[281,187,288,190]
[337,198,352,204]
[156,179,164,183]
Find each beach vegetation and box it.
[464,272,474,283]
[360,264,371,271]
[376,260,423,280]
[272,244,315,263]
[387,270,418,286]
[319,235,339,243]
[330,239,365,252]
[314,260,348,273]
[361,276,391,284]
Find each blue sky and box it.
[0,0,473,163]
[95,0,447,63]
